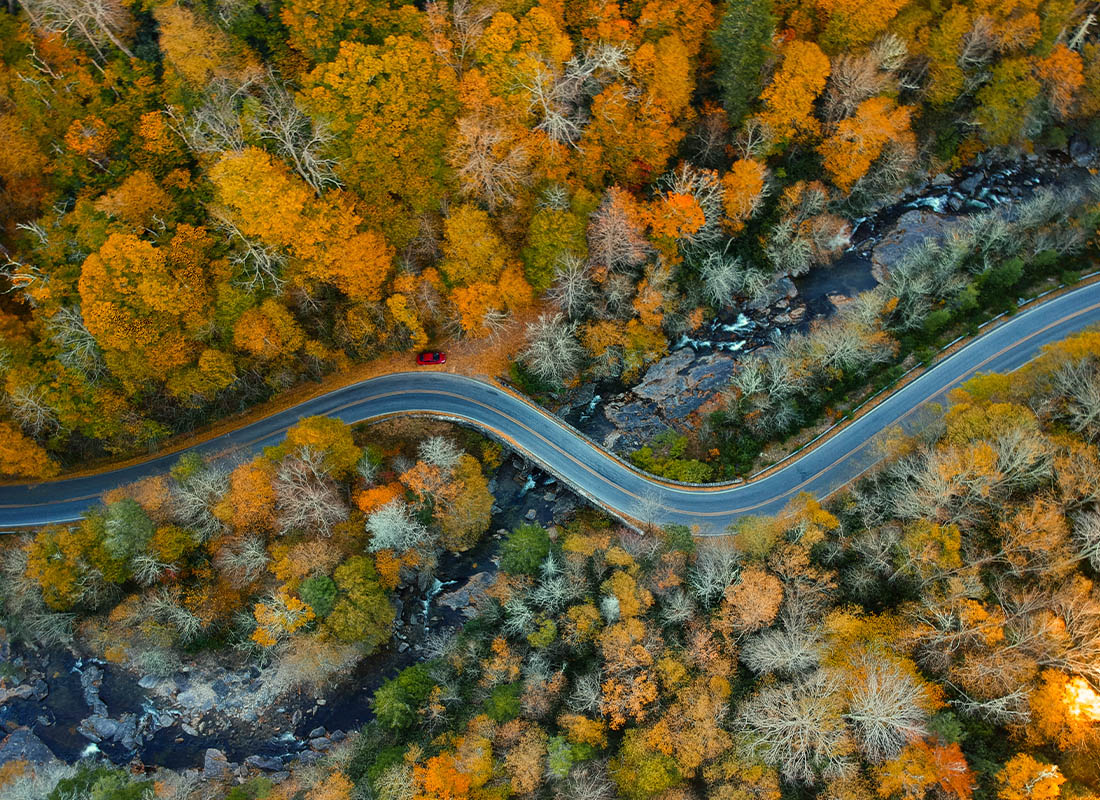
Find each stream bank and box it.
[0,455,575,775]
[563,147,1098,455]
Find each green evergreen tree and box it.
[713,0,777,126]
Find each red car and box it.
[416,351,447,365]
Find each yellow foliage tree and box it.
[722,159,767,232]
[233,300,306,360]
[0,422,59,479]
[754,40,831,145]
[996,754,1065,800]
[440,204,508,286]
[153,4,258,86]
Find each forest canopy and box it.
[0,0,1098,478]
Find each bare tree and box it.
[147,586,203,644]
[700,251,745,307]
[449,114,530,210]
[522,43,631,145]
[215,534,270,587]
[741,624,824,677]
[21,0,135,60]
[883,241,968,331]
[548,254,594,320]
[254,76,341,193]
[870,33,909,72]
[1072,512,1100,572]
[425,0,494,76]
[215,214,288,294]
[689,540,741,607]
[846,654,930,761]
[355,452,379,485]
[958,15,996,76]
[659,588,695,627]
[46,306,105,379]
[418,435,463,475]
[738,668,853,784]
[824,54,888,123]
[170,462,228,542]
[587,189,651,272]
[521,313,583,386]
[7,382,59,437]
[563,761,615,800]
[367,498,432,552]
[952,687,1031,725]
[1051,360,1100,440]
[764,218,816,277]
[274,448,348,536]
[165,77,253,155]
[568,669,604,714]
[686,106,730,167]
[131,552,172,587]
[503,597,536,637]
[733,117,773,161]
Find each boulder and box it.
[1070,134,1095,166]
[437,572,494,619]
[245,755,285,772]
[632,348,694,402]
[293,750,324,766]
[79,715,119,743]
[79,665,108,718]
[632,349,738,421]
[309,737,332,752]
[871,209,960,282]
[0,728,59,767]
[602,399,666,440]
[204,748,232,780]
[0,684,34,704]
[958,171,984,193]
[116,715,141,751]
[176,685,217,713]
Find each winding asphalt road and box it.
[1,282,1098,533]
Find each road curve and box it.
[1,282,1099,532]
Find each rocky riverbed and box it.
[565,145,1098,456]
[0,454,577,778]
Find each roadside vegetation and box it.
[706,185,1100,477]
[0,417,497,693]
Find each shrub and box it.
[300,574,337,618]
[500,524,552,576]
[485,682,523,721]
[373,663,437,731]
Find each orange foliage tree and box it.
[722,159,768,232]
[818,96,914,193]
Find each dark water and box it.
[3,651,145,762]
